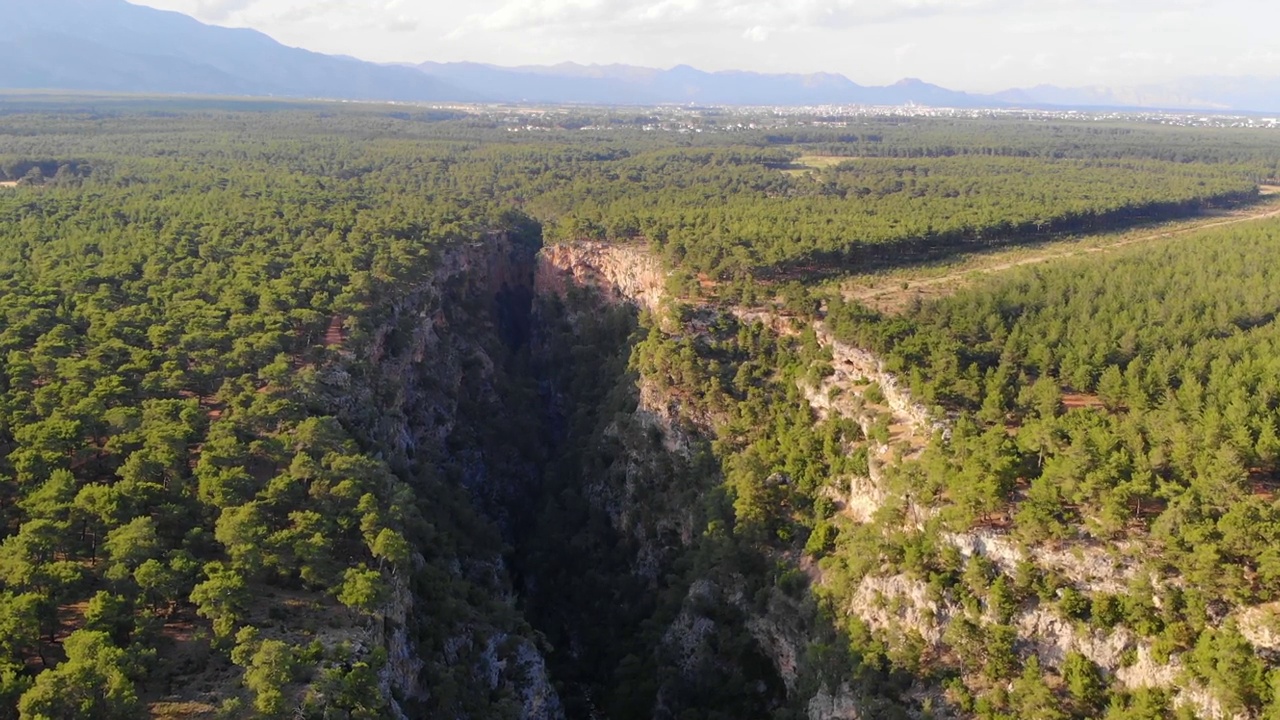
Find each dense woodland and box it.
[0,98,1279,718]
[0,103,1266,282]
[0,105,545,718]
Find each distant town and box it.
[399,102,1280,135]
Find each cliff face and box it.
[531,237,1278,720]
[359,231,1267,719]
[534,240,870,718]
[799,320,1271,718]
[319,231,562,719]
[537,241,666,313]
[532,239,706,581]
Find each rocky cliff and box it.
[801,322,1269,718]
[317,230,563,719]
[535,240,872,718]
[537,241,667,313]
[532,238,1280,720]
[351,231,1279,720]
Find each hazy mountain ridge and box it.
[996,77,1280,114]
[2,0,1280,111]
[0,0,470,101]
[413,61,994,107]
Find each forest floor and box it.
[838,194,1280,314]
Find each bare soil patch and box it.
[144,585,361,715]
[0,181,18,188]
[323,314,347,348]
[1249,468,1280,500]
[1062,393,1105,411]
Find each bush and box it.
[1058,587,1089,620]
[1091,594,1123,628]
[864,382,887,405]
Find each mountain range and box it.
[0,0,470,101]
[2,0,1279,113]
[409,61,992,107]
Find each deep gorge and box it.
[400,228,901,720]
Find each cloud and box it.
[743,25,770,42]
[194,0,258,21]
[383,16,420,33]
[131,0,261,22]
[252,0,420,32]
[463,0,1244,38]
[465,0,1018,35]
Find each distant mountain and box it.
[0,0,470,101]
[995,78,1280,114]
[451,63,1280,112]
[412,61,996,107]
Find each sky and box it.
[128,0,1277,92]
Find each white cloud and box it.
[383,16,420,33]
[465,0,1015,33]
[193,0,257,20]
[463,0,1259,37]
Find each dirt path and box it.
[845,197,1280,313]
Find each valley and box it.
[2,98,1280,720]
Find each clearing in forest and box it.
[794,154,854,169]
[840,192,1280,314]
[779,154,856,175]
[0,181,18,187]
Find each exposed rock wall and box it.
[945,530,1141,595]
[1238,603,1280,654]
[816,327,948,440]
[324,233,563,720]
[808,685,863,720]
[373,574,426,718]
[537,241,667,313]
[849,573,950,646]
[535,239,1280,720]
[789,315,1217,715]
[536,240,870,717]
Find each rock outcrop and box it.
[808,684,863,720]
[815,326,947,441]
[537,240,666,312]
